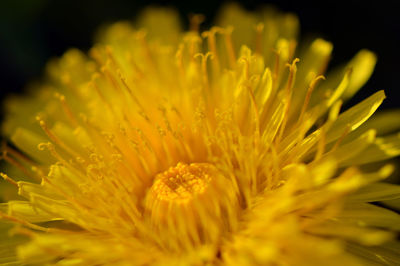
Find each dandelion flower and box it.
[1,3,400,265]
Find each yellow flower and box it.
[1,3,400,265]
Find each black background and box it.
[0,0,399,112]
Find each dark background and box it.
[0,0,399,112]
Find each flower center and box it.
[145,162,240,250]
[149,162,212,203]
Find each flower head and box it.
[1,3,400,265]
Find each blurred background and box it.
[0,0,399,112]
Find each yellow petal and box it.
[322,129,376,167]
[348,183,400,202]
[347,241,400,266]
[1,201,60,223]
[10,128,54,165]
[307,221,393,246]
[136,7,182,45]
[343,109,400,145]
[0,223,27,265]
[313,49,377,103]
[342,133,400,165]
[343,50,377,100]
[297,38,332,84]
[17,181,62,201]
[216,3,258,53]
[337,203,400,231]
[326,90,385,143]
[255,67,273,109]
[260,7,298,63]
[28,194,79,224]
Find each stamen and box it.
[330,124,351,152]
[189,14,205,33]
[89,47,105,66]
[255,23,264,55]
[272,49,281,87]
[90,75,113,111]
[175,44,185,78]
[245,84,261,143]
[1,150,34,179]
[0,172,18,187]
[119,73,150,122]
[37,117,81,159]
[102,66,123,94]
[185,33,202,60]
[239,57,250,81]
[315,126,327,161]
[194,52,213,90]
[54,93,79,127]
[0,210,62,233]
[38,142,67,165]
[126,52,145,79]
[298,75,325,124]
[288,40,297,61]
[136,30,156,71]
[285,58,300,94]
[276,58,300,145]
[223,26,236,69]
[2,143,35,165]
[202,27,222,74]
[105,46,120,70]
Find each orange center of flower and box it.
[144,162,239,250]
[149,162,212,203]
